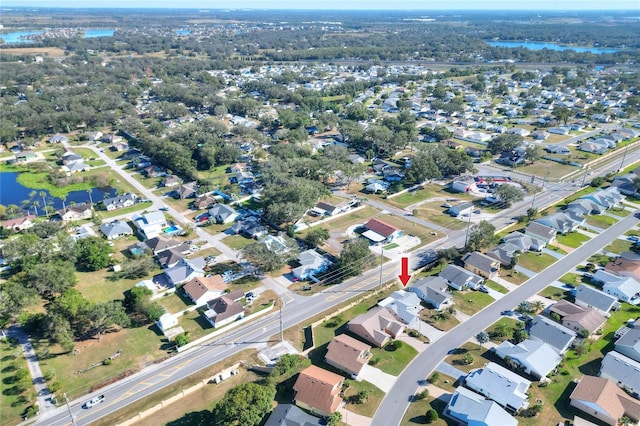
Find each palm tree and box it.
[87,188,94,206]
[494,323,509,338]
[531,300,544,313]
[40,191,48,217]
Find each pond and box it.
[486,41,619,54]
[84,29,115,38]
[0,29,115,44]
[0,172,116,214]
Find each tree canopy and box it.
[212,382,276,426]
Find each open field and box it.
[517,159,578,179]
[76,264,162,305]
[0,338,36,426]
[0,46,66,56]
[517,252,557,272]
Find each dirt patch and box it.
[0,47,67,56]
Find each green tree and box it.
[327,412,342,426]
[88,301,130,339]
[337,239,374,280]
[175,332,190,347]
[25,261,77,300]
[487,134,523,155]
[75,236,112,271]
[242,237,298,273]
[493,184,525,207]
[552,105,572,125]
[476,331,490,345]
[270,354,302,377]
[466,220,498,252]
[212,382,276,426]
[304,227,330,247]
[425,408,439,423]
[406,151,442,183]
[512,328,528,344]
[524,145,543,164]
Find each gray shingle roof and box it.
[529,315,577,354]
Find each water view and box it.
[486,40,619,54]
[0,172,116,215]
[0,30,43,44]
[84,29,115,38]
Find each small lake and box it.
[0,30,43,44]
[486,41,619,54]
[0,172,116,214]
[176,29,191,35]
[84,29,115,38]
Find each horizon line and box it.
[2,6,639,11]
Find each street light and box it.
[64,393,77,426]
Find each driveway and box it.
[435,361,467,381]
[359,364,397,393]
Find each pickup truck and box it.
[84,395,105,408]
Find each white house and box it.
[133,211,167,240]
[465,362,531,412]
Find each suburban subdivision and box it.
[0,6,640,426]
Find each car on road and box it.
[159,206,169,211]
[84,395,105,408]
[636,211,640,219]
[501,310,514,316]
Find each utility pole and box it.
[64,393,77,426]
[279,304,284,342]
[378,247,384,290]
[619,145,629,172]
[581,165,590,187]
[463,210,473,249]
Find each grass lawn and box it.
[320,206,379,231]
[195,165,229,189]
[343,380,386,417]
[422,309,460,332]
[177,309,213,341]
[444,342,487,373]
[198,222,231,236]
[608,206,630,217]
[538,286,573,301]
[545,244,568,256]
[413,204,468,231]
[223,234,255,250]
[99,201,154,219]
[484,279,508,294]
[585,214,618,229]
[556,232,590,248]
[516,302,640,426]
[383,242,399,250]
[37,324,169,400]
[373,214,439,249]
[0,338,36,425]
[517,252,557,273]
[559,272,582,286]
[162,196,193,213]
[75,265,162,304]
[369,343,418,376]
[485,317,521,344]
[451,291,494,316]
[92,350,260,426]
[603,238,633,255]
[501,270,529,285]
[518,159,577,179]
[157,292,192,314]
[401,396,451,426]
[312,304,372,348]
[131,172,162,189]
[384,184,446,209]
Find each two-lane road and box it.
[372,210,639,426]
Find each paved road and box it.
[371,211,639,426]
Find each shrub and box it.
[369,357,380,366]
[414,389,429,400]
[103,358,112,365]
[428,372,440,384]
[425,408,439,423]
[43,370,55,381]
[384,340,403,351]
[24,404,39,418]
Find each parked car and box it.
[627,235,640,242]
[84,395,105,409]
[501,310,514,316]
[564,283,576,289]
[478,285,489,293]
[518,315,533,323]
[583,272,593,279]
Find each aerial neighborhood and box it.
[0,6,640,426]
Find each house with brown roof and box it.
[162,174,180,188]
[548,299,606,337]
[182,275,227,307]
[57,203,93,222]
[193,194,216,210]
[361,218,403,244]
[155,247,187,268]
[605,257,640,283]
[570,376,640,426]
[203,291,245,328]
[293,365,344,417]
[462,251,501,279]
[347,306,404,347]
[325,334,372,379]
[1,215,36,232]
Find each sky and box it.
[2,0,640,9]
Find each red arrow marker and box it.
[399,257,411,287]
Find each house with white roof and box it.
[599,351,640,396]
[164,258,205,286]
[292,249,332,281]
[465,362,531,412]
[594,269,640,305]
[133,211,167,240]
[493,339,562,380]
[377,290,422,327]
[446,386,517,426]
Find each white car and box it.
[84,395,105,408]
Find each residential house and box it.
[493,339,562,380]
[450,178,478,194]
[524,222,557,244]
[203,290,245,328]
[462,251,501,279]
[1,215,36,232]
[229,163,248,174]
[599,351,640,397]
[48,134,68,143]
[598,266,640,303]
[60,151,84,165]
[143,165,165,178]
[407,276,452,309]
[567,198,605,215]
[132,211,167,240]
[101,133,123,143]
[570,376,640,426]
[439,264,484,291]
[495,148,526,167]
[110,141,129,152]
[13,151,37,163]
[162,174,180,188]
[548,299,606,337]
[156,313,177,335]
[347,306,405,347]
[448,202,474,217]
[102,193,137,211]
[528,315,577,355]
[292,249,331,281]
[364,180,388,193]
[155,247,186,268]
[445,386,518,426]
[325,334,372,379]
[615,328,640,363]
[62,160,91,174]
[230,217,268,239]
[378,290,422,327]
[575,285,619,315]
[99,221,133,240]
[501,231,545,252]
[264,404,323,426]
[86,131,103,142]
[534,211,584,235]
[545,144,571,154]
[531,130,550,140]
[361,218,403,244]
[56,203,92,222]
[175,182,197,199]
[465,362,531,412]
[208,204,239,224]
[193,193,216,210]
[581,187,623,209]
[182,275,227,307]
[612,173,638,196]
[293,365,344,417]
[164,258,205,286]
[141,236,182,255]
[310,201,342,217]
